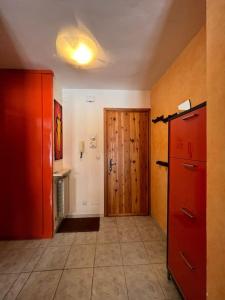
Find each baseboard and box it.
[65,213,103,218]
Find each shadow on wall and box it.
[0,13,29,68]
[0,15,42,237]
[69,175,77,215]
[141,0,206,88]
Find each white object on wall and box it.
[178,99,191,111]
[79,141,85,158]
[86,95,96,103]
[89,135,97,149]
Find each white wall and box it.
[63,89,150,216]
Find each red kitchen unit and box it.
[0,70,54,239]
[167,103,206,300]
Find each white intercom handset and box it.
[79,141,85,159]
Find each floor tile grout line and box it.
[52,269,64,300]
[151,264,169,300]
[25,246,46,273]
[63,240,74,270]
[122,265,130,300]
[52,237,74,300]
[118,217,170,299]
[119,238,129,300]
[0,218,175,299]
[119,237,125,267]
[90,267,95,300]
[90,240,97,300]
[32,243,72,273]
[142,239,151,262]
[1,263,169,272]
[10,271,33,300]
[2,273,20,300]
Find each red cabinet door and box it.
[168,158,206,300]
[168,229,206,300]
[169,107,206,161]
[42,73,54,238]
[0,70,53,239]
[169,158,206,222]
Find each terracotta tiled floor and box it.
[0,216,181,299]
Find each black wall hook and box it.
[152,113,178,124]
[152,115,164,123]
[163,113,178,123]
[156,161,169,167]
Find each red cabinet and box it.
[168,104,206,300]
[0,70,54,239]
[170,106,206,161]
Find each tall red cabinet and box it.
[167,103,206,300]
[0,70,54,239]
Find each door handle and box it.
[181,207,195,219]
[109,159,116,172]
[183,163,196,169]
[179,251,196,271]
[182,113,198,121]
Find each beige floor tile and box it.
[125,265,165,300]
[0,273,18,300]
[17,270,62,300]
[153,264,181,300]
[23,247,45,272]
[97,228,119,243]
[118,225,141,242]
[24,240,43,248]
[92,266,128,300]
[121,242,149,265]
[99,221,117,231]
[34,246,70,271]
[144,240,167,263]
[134,216,155,226]
[55,268,93,300]
[0,216,169,299]
[0,248,35,274]
[95,243,122,267]
[0,240,26,250]
[47,233,75,247]
[116,217,136,228]
[100,217,116,226]
[65,244,95,268]
[139,224,164,241]
[39,239,51,248]
[4,272,30,300]
[73,232,97,245]
[0,240,42,250]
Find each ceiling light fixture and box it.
[71,42,94,65]
[56,23,110,69]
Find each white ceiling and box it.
[0,0,205,90]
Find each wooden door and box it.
[104,109,149,216]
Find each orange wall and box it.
[207,0,225,298]
[150,27,206,231]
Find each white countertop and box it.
[53,169,71,178]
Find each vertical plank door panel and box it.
[105,109,149,216]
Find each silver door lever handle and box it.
[109,159,116,172]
